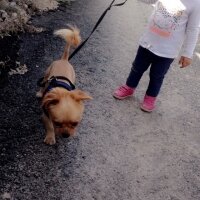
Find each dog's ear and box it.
[71,90,93,101]
[42,92,60,109]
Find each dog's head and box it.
[42,88,92,137]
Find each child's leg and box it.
[146,56,174,97]
[126,46,152,88]
[140,55,174,112]
[113,46,153,100]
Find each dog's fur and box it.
[37,26,92,145]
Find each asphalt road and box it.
[1,0,200,199]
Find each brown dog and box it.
[37,26,92,145]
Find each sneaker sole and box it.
[140,105,154,112]
[113,93,132,100]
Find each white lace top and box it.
[138,0,200,58]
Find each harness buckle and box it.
[48,76,56,82]
[48,76,57,87]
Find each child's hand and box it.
[178,56,192,68]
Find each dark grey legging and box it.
[126,46,174,97]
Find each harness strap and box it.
[37,76,46,87]
[42,76,75,95]
[37,76,75,89]
[49,76,75,89]
[40,76,75,118]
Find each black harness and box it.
[37,76,75,117]
[37,76,75,95]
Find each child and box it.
[113,0,200,112]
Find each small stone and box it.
[0,0,9,10]
[12,12,18,18]
[23,4,28,9]
[1,11,7,19]
[2,192,11,199]
[10,2,17,7]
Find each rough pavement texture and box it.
[1,0,200,199]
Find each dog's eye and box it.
[70,122,78,127]
[54,121,62,128]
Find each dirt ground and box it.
[0,0,73,36]
[0,0,200,200]
[0,0,74,86]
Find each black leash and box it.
[37,0,128,88]
[69,0,128,60]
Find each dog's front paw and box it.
[44,135,56,145]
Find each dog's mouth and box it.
[61,133,70,138]
[53,122,78,138]
[55,127,71,138]
[55,129,71,138]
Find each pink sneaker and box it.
[140,95,156,112]
[113,85,134,99]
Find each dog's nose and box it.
[62,133,70,138]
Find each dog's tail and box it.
[54,25,81,60]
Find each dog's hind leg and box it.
[36,65,52,98]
